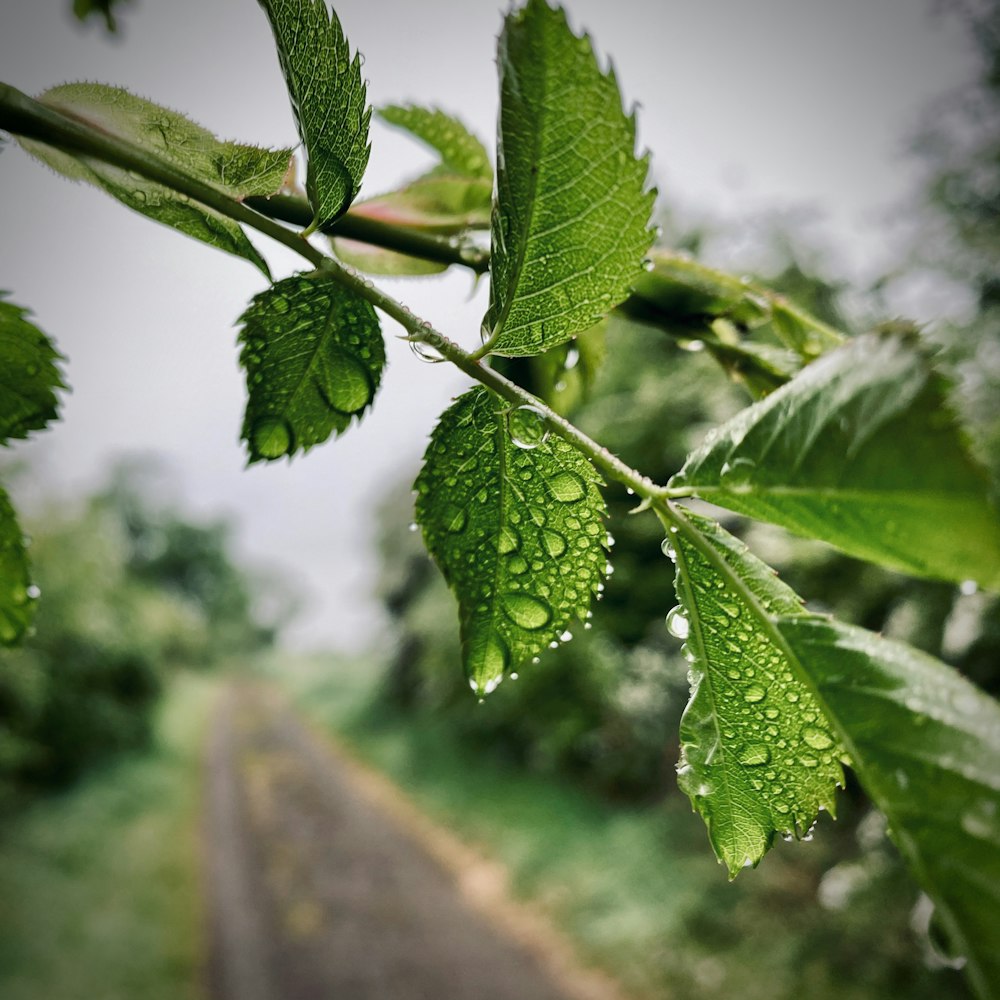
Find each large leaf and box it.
[20,83,292,275]
[777,616,1000,1000]
[415,387,606,693]
[667,509,845,876]
[238,273,384,463]
[0,295,65,444]
[257,0,371,231]
[481,0,655,358]
[674,330,1000,591]
[379,104,492,181]
[0,487,36,646]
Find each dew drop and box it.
[738,743,771,766]
[720,457,756,493]
[507,405,550,449]
[959,579,978,596]
[410,338,444,363]
[26,584,40,600]
[498,526,520,554]
[408,522,418,533]
[744,683,766,704]
[444,506,467,533]
[251,417,293,459]
[323,351,373,414]
[802,725,835,750]
[559,629,573,642]
[502,593,552,631]
[546,471,586,503]
[541,530,567,558]
[660,537,676,560]
[666,605,690,639]
[472,633,509,695]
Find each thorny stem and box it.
[0,81,692,502]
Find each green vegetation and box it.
[0,672,217,1000]
[281,652,971,1000]
[2,1,999,996]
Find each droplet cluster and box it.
[414,387,607,695]
[668,514,844,869]
[238,274,384,462]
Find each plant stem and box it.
[0,80,689,502]
[0,83,324,269]
[246,194,490,274]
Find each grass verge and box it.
[272,651,971,1000]
[0,671,219,1000]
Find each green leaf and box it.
[776,616,1000,1000]
[674,330,1000,591]
[0,487,37,646]
[618,249,843,395]
[238,273,384,463]
[379,104,492,181]
[330,238,448,277]
[481,0,655,358]
[342,175,492,233]
[330,174,492,276]
[0,294,65,444]
[257,0,371,231]
[415,387,607,693]
[667,509,845,877]
[72,0,131,32]
[20,83,293,275]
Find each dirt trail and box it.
[203,682,629,1000]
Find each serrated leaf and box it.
[238,273,384,463]
[415,387,606,693]
[20,83,293,275]
[675,330,1000,591]
[668,509,845,877]
[0,294,65,444]
[379,104,492,181]
[481,0,655,358]
[257,0,371,231]
[0,487,37,646]
[776,616,1000,1000]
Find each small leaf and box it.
[415,387,606,693]
[72,0,131,32]
[330,174,491,276]
[776,615,1000,1000]
[343,175,492,233]
[668,510,845,876]
[0,294,66,444]
[330,239,447,277]
[257,0,371,231]
[675,330,1000,591]
[0,487,37,646]
[379,104,492,181]
[238,273,384,463]
[20,83,293,275]
[482,0,655,357]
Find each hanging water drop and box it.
[666,605,689,639]
[506,405,549,449]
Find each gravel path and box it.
[203,682,617,1000]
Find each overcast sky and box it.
[0,0,978,648]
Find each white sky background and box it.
[0,0,978,649]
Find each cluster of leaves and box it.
[1,1,999,996]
